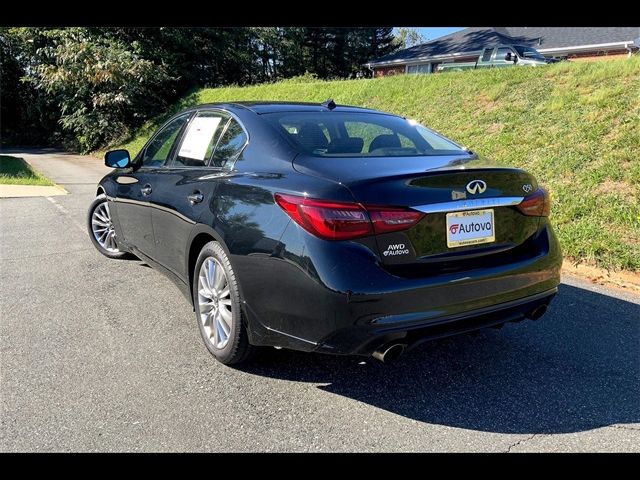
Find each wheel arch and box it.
[186,224,234,307]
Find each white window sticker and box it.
[178,116,222,161]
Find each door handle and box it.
[141,185,152,196]
[188,192,204,205]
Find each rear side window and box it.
[211,119,247,168]
[172,111,228,167]
[264,112,467,158]
[481,49,493,61]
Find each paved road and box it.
[1,149,639,452]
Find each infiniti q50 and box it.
[89,101,561,365]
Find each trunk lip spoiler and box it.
[412,197,523,214]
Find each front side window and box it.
[172,111,228,167]
[495,47,514,62]
[265,112,467,158]
[211,119,248,168]
[141,113,192,167]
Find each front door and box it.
[113,112,192,259]
[494,47,516,68]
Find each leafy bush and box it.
[32,29,175,152]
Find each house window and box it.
[407,63,431,74]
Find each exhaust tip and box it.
[528,304,548,320]
[372,344,406,363]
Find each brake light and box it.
[516,188,550,217]
[274,193,424,241]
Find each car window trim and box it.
[166,109,231,170]
[206,117,232,168]
[133,107,249,172]
[157,107,249,171]
[205,108,250,171]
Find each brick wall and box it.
[373,66,406,77]
[563,49,630,62]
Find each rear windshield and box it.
[263,112,468,157]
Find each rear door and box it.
[113,112,192,258]
[150,109,230,279]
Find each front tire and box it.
[193,241,254,365]
[87,194,129,259]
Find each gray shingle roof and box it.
[369,27,640,66]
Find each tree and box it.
[32,28,176,152]
[1,27,400,151]
[394,27,427,49]
[1,27,60,147]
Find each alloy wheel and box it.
[91,202,120,253]
[198,257,233,349]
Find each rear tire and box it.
[193,241,254,365]
[87,194,130,259]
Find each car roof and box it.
[185,101,393,116]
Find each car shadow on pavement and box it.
[241,284,640,434]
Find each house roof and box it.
[368,27,640,66]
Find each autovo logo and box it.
[449,222,492,235]
[466,179,487,195]
[383,243,409,256]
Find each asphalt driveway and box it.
[1,149,638,452]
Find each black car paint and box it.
[98,102,561,356]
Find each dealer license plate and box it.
[446,209,495,248]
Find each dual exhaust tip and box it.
[371,304,548,363]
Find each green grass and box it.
[0,155,55,186]
[111,58,640,272]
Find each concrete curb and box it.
[0,184,68,198]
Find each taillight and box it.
[275,194,371,240]
[516,188,550,217]
[274,193,424,241]
[368,207,425,234]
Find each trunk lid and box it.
[293,154,541,267]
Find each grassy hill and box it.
[114,57,640,272]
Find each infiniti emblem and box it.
[466,179,487,195]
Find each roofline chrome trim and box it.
[413,197,524,214]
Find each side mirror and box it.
[105,149,131,169]
[504,52,512,61]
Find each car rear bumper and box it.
[239,220,562,355]
[316,288,557,356]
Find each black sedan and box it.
[89,101,562,365]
